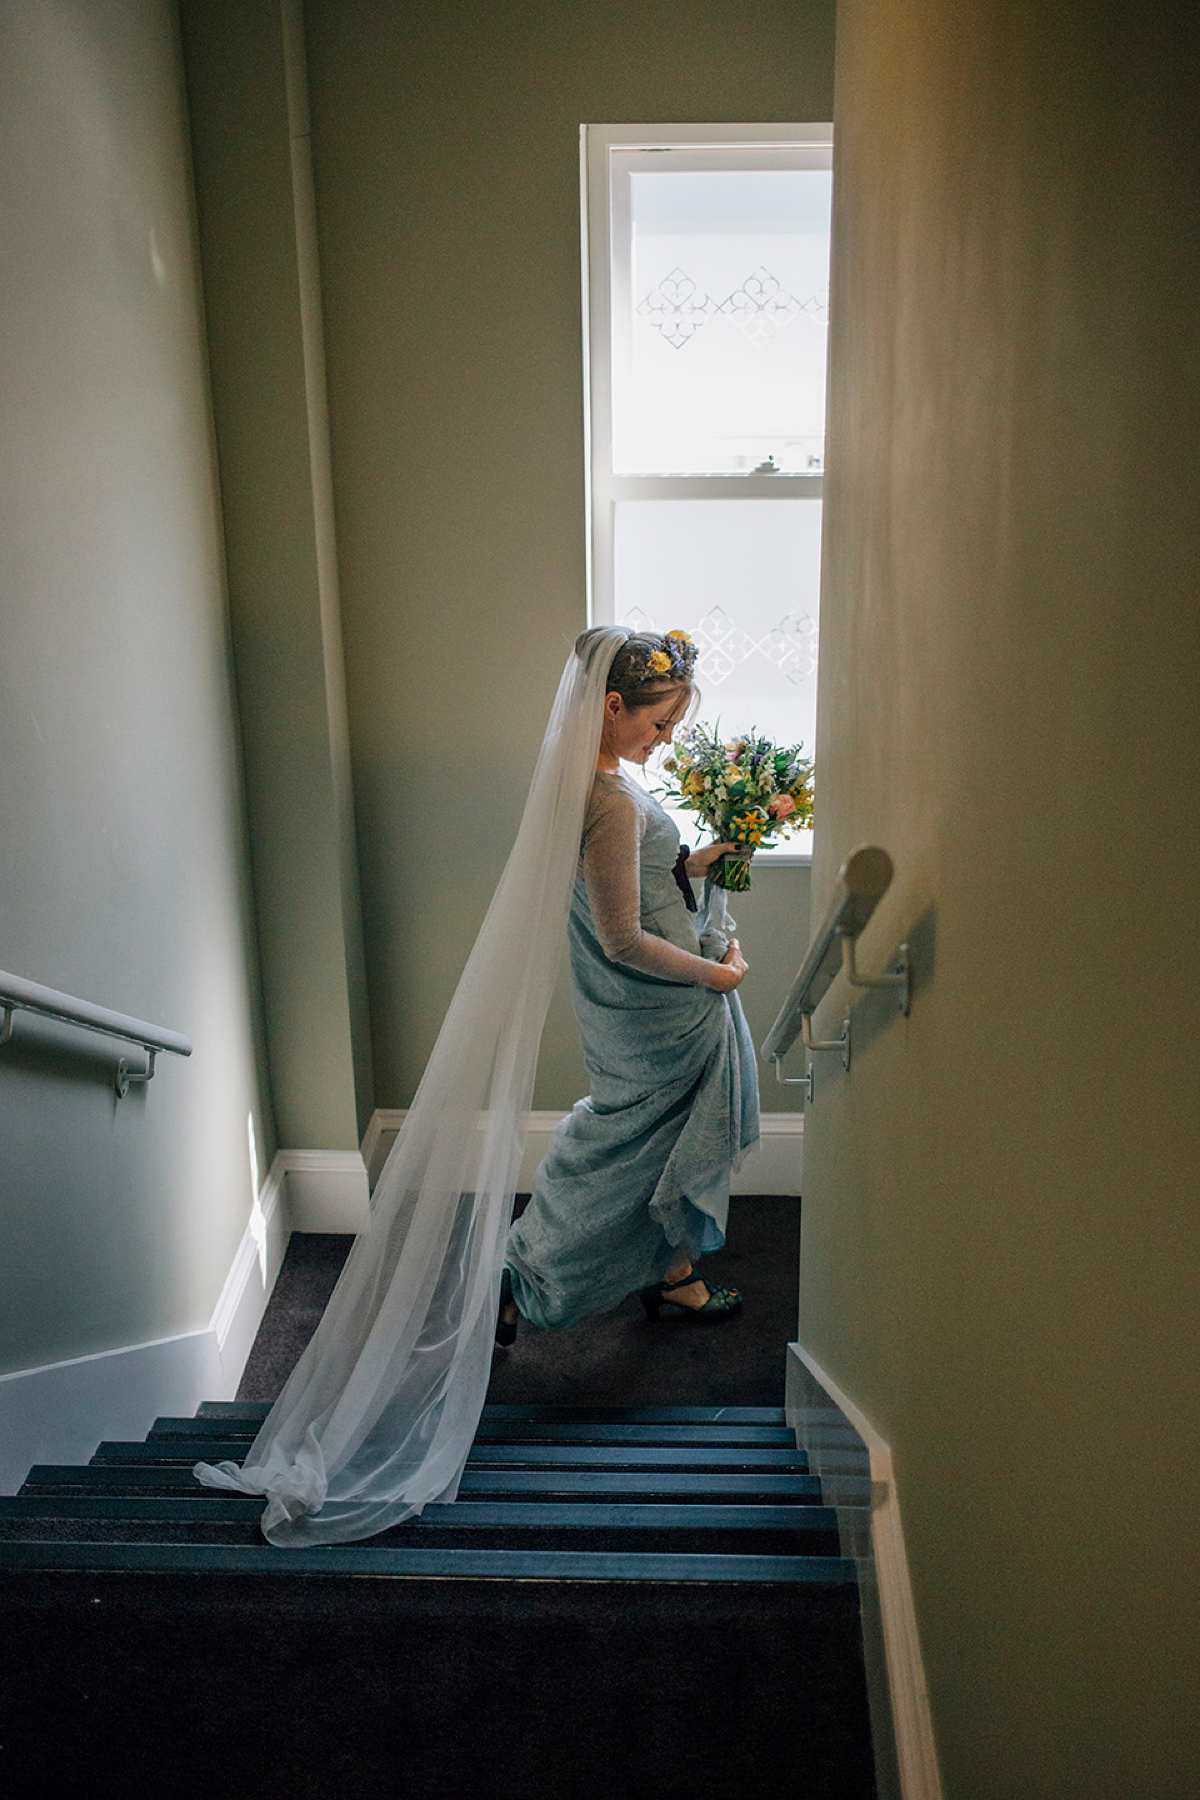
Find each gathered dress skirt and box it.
[505,797,760,1330]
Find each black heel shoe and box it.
[639,1283,664,1321]
[639,1266,743,1322]
[495,1267,519,1348]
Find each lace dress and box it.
[504,769,760,1329]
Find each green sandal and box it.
[639,1266,742,1321]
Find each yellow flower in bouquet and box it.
[731,810,768,846]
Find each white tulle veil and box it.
[196,625,630,1544]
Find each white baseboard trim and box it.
[0,1144,369,1495]
[787,1342,943,1800]
[276,1147,371,1232]
[207,1151,291,1397]
[363,1107,803,1195]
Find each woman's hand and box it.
[685,839,751,878]
[707,939,749,993]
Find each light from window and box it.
[583,126,833,858]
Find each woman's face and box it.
[602,685,691,766]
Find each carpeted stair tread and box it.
[480,1403,789,1424]
[0,1572,875,1798]
[0,1498,839,1555]
[0,1519,840,1557]
[194,1400,789,1424]
[463,1419,797,1445]
[0,1490,827,1519]
[153,1415,796,1447]
[0,1538,857,1582]
[0,1494,267,1521]
[91,1438,809,1471]
[0,1494,826,1529]
[21,1463,822,1500]
[458,1467,821,1498]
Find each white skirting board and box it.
[0,1147,368,1495]
[786,1343,944,1800]
[361,1107,804,1195]
[275,1147,371,1232]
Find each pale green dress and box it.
[505,770,760,1330]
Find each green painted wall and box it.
[805,1,1200,1793]
[0,0,274,1371]
[302,0,833,1110]
[179,0,374,1147]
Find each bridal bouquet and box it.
[657,724,814,892]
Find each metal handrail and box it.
[0,969,192,1097]
[761,845,909,1075]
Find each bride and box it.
[501,627,756,1338]
[196,624,760,1544]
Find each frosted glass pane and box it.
[616,171,831,475]
[614,499,819,850]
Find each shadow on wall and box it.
[847,900,937,1067]
[0,1016,133,1098]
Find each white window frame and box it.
[580,122,833,865]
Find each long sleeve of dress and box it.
[582,783,715,986]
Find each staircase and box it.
[0,1402,877,1797]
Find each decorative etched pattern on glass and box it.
[613,495,820,850]
[621,605,657,636]
[626,604,820,688]
[636,268,717,348]
[693,606,757,683]
[760,610,820,682]
[637,264,829,351]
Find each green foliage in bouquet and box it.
[656,724,814,892]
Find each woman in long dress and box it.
[195,624,758,1545]
[502,630,758,1335]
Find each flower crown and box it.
[627,629,698,684]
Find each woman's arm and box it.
[582,788,747,991]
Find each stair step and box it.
[194,1400,788,1425]
[0,1501,839,1556]
[152,1416,795,1447]
[0,1522,841,1555]
[92,1439,808,1471]
[480,1403,789,1425]
[478,1420,798,1446]
[0,1494,826,1530]
[21,1462,822,1501]
[0,1539,857,1583]
[0,1494,267,1521]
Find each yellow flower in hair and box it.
[665,629,693,646]
[648,650,672,674]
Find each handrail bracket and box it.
[801,1009,851,1071]
[115,1048,157,1099]
[841,931,911,1017]
[772,1054,815,1103]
